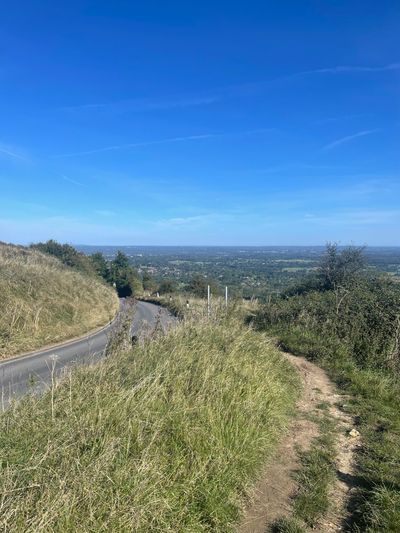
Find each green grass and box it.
[292,414,337,526]
[0,313,299,532]
[271,411,337,532]
[0,243,119,357]
[272,516,306,532]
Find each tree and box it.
[31,240,95,275]
[282,243,366,298]
[110,251,142,297]
[90,252,110,282]
[186,274,220,298]
[319,243,365,291]
[112,251,130,271]
[158,279,177,294]
[142,271,157,293]
[318,243,366,316]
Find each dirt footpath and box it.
[238,353,360,532]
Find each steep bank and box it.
[0,243,119,358]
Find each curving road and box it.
[0,300,173,407]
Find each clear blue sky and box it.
[1,1,399,245]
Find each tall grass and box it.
[0,313,299,532]
[0,243,119,358]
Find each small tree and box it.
[142,271,157,293]
[319,243,365,291]
[110,251,142,297]
[90,252,110,282]
[112,251,130,271]
[158,279,177,294]
[318,243,366,316]
[186,274,221,298]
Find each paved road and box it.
[0,300,173,406]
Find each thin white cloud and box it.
[60,95,219,113]
[53,134,215,157]
[322,129,379,151]
[157,214,217,227]
[0,142,27,161]
[61,174,84,186]
[259,163,352,174]
[314,114,372,125]
[310,63,400,75]
[52,129,274,158]
[278,63,400,84]
[58,63,399,114]
[222,63,400,96]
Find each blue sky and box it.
[1,1,399,245]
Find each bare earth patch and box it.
[238,353,361,533]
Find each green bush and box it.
[255,276,400,374]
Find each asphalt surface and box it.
[0,300,173,407]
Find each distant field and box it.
[78,245,400,298]
[0,243,119,357]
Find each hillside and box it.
[0,308,299,531]
[0,243,119,358]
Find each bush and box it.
[31,240,96,276]
[255,276,400,374]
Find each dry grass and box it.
[0,311,299,532]
[0,243,119,358]
[145,293,248,321]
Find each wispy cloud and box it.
[259,163,352,174]
[54,63,400,119]
[277,63,400,84]
[52,129,274,158]
[221,63,400,97]
[314,114,372,125]
[322,129,379,151]
[60,174,84,186]
[0,141,28,161]
[61,95,219,114]
[53,134,215,157]
[157,214,217,227]
[308,63,400,75]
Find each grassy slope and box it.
[0,313,299,532]
[0,243,119,358]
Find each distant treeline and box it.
[31,240,222,299]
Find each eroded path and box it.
[238,352,361,532]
